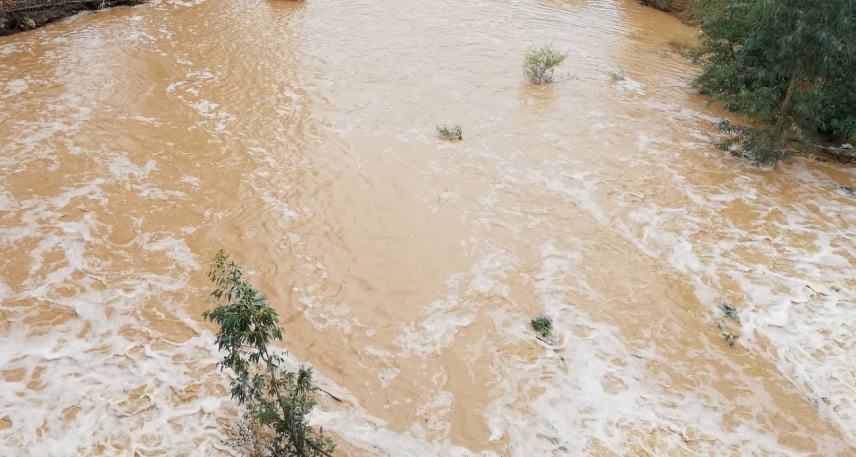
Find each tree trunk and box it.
[773,70,799,149]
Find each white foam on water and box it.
[108,155,157,181]
[616,77,645,94]
[0,188,16,211]
[165,71,235,133]
[462,107,852,452]
[292,258,355,335]
[0,278,11,302]
[0,190,494,455]
[132,114,160,124]
[141,234,201,271]
[0,42,24,56]
[481,244,836,456]
[161,0,206,7]
[311,399,498,457]
[396,247,518,358]
[628,206,705,274]
[179,175,201,189]
[0,182,232,455]
[0,88,94,171]
[1,78,29,99]
[718,226,856,439]
[3,2,854,456]
[377,366,400,388]
[190,99,218,116]
[261,192,300,220]
[622,115,856,446]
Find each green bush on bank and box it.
[691,0,856,166]
[436,124,463,141]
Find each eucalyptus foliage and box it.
[523,45,566,84]
[692,0,856,166]
[204,250,335,457]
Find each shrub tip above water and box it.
[530,314,553,339]
[437,124,463,141]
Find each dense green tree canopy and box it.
[693,0,856,165]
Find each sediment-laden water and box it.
[1,0,854,455]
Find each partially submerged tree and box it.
[204,250,335,457]
[692,0,856,166]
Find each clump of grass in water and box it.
[720,303,739,320]
[610,69,626,81]
[523,44,566,84]
[436,124,463,141]
[531,315,553,339]
[716,303,740,347]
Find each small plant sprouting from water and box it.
[436,124,463,142]
[203,250,335,457]
[531,315,553,340]
[523,44,567,84]
[610,69,626,81]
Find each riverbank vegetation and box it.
[0,0,144,36]
[687,0,856,166]
[640,0,695,13]
[204,250,335,457]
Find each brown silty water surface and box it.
[1,0,855,455]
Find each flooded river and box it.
[1,0,855,455]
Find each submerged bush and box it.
[523,45,566,84]
[204,250,335,457]
[716,303,740,348]
[436,124,463,141]
[530,315,553,339]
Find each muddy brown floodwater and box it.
[1,0,854,455]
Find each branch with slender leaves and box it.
[204,249,335,457]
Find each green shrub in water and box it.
[436,124,463,141]
[530,314,553,339]
[523,44,566,84]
